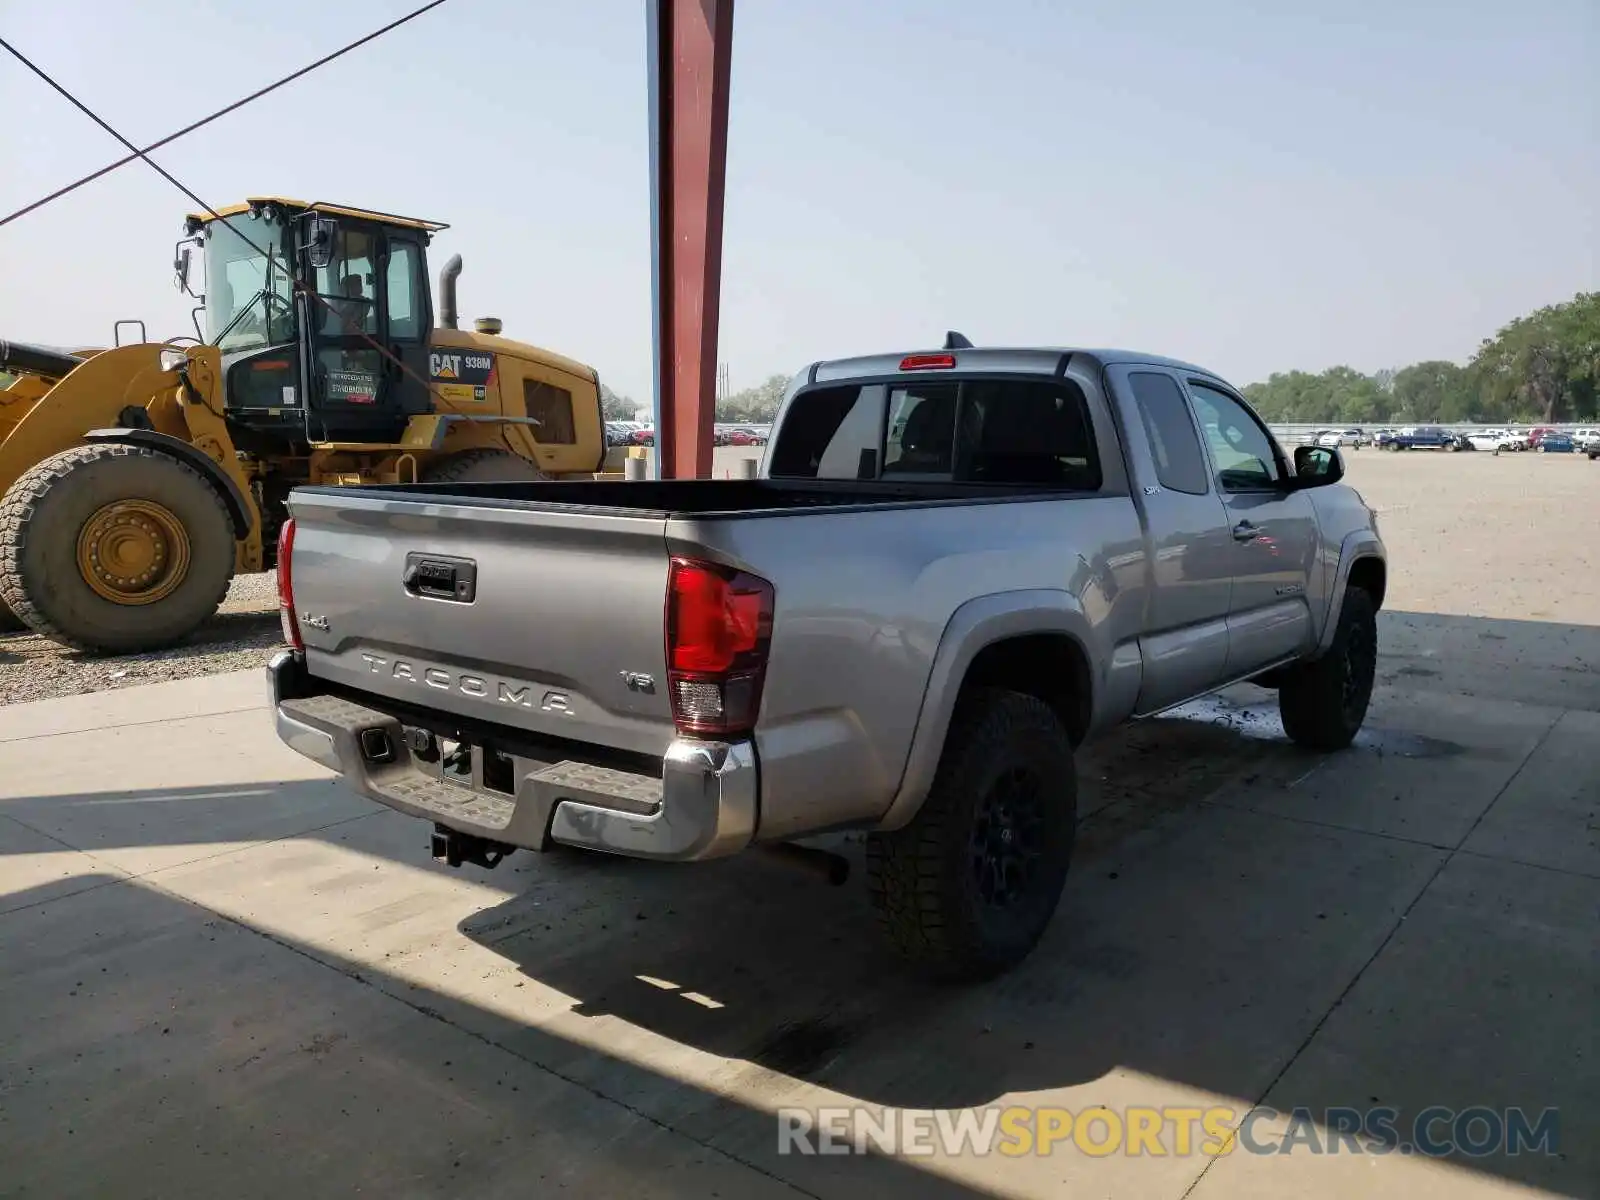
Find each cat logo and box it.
[428,350,495,386]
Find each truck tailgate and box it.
[286,489,677,755]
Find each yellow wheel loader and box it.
[0,197,607,654]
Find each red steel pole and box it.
[647,0,734,479]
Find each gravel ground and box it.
[1,450,1594,706]
[0,572,282,705]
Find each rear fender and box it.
[873,589,1121,831]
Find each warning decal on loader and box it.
[328,368,378,404]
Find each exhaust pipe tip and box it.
[438,254,463,330]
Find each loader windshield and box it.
[204,213,295,352]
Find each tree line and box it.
[1242,292,1598,426]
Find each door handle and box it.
[1232,520,1259,542]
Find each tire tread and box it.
[0,443,234,653]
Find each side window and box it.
[385,241,424,341]
[767,384,885,479]
[954,379,1100,488]
[524,379,576,444]
[883,384,959,476]
[313,227,378,337]
[1127,371,1209,494]
[1187,382,1281,492]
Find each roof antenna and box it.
[943,330,973,350]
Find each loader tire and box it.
[421,448,546,484]
[0,443,235,655]
[866,687,1077,982]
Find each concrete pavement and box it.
[1,611,1595,1198]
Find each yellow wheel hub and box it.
[76,499,192,606]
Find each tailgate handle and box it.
[403,552,477,603]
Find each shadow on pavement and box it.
[0,872,998,1199]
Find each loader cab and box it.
[187,198,444,446]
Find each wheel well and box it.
[1348,557,1386,610]
[960,634,1092,745]
[81,428,252,538]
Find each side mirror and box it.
[306,216,337,269]
[173,238,203,298]
[1292,444,1344,487]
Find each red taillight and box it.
[900,353,956,371]
[277,517,302,650]
[664,557,774,738]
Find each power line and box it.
[0,26,475,426]
[0,0,450,229]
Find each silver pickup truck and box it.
[269,344,1386,980]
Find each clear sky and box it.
[2,0,1594,403]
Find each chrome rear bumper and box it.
[268,650,757,861]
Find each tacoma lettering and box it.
[357,654,532,706]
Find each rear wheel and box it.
[0,443,236,654]
[1277,586,1378,751]
[867,688,1077,982]
[420,448,547,484]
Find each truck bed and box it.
[296,476,1081,518]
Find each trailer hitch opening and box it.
[431,824,512,870]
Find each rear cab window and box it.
[769,374,1101,489]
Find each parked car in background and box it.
[1317,429,1367,449]
[1571,427,1600,453]
[1383,425,1459,451]
[1467,428,1518,452]
[630,427,656,447]
[1534,432,1575,454]
[1523,427,1559,450]
[1502,428,1528,450]
[726,427,767,447]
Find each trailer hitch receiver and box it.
[431,824,512,870]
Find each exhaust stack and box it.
[438,254,462,329]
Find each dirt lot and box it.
[1,449,1595,705]
[1354,449,1599,625]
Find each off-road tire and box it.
[866,687,1077,982]
[0,443,235,655]
[421,448,547,484]
[1278,585,1378,752]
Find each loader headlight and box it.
[159,348,188,373]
